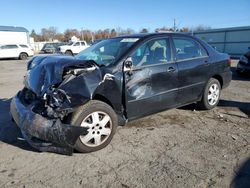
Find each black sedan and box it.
[39,42,67,54]
[10,33,232,155]
[237,47,250,75]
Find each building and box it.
[192,26,250,58]
[0,26,30,44]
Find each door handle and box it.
[167,67,176,72]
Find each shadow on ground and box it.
[0,98,38,152]
[219,100,250,117]
[231,157,250,188]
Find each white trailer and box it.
[0,26,30,45]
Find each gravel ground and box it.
[0,59,249,188]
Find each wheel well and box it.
[20,52,28,56]
[212,75,223,88]
[93,94,114,109]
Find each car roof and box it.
[113,32,192,39]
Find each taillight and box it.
[228,58,232,66]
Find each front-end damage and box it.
[10,55,124,155]
[11,93,88,155]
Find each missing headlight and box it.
[46,88,71,108]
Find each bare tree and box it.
[110,29,117,37]
[140,28,149,33]
[155,27,173,32]
[179,27,189,32]
[40,27,58,41]
[193,25,211,31]
[64,29,80,42]
[30,29,42,42]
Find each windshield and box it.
[67,42,74,46]
[75,37,139,66]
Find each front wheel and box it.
[198,78,221,110]
[65,50,73,56]
[67,100,117,153]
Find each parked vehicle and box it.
[58,41,89,56]
[90,39,105,46]
[0,44,34,60]
[236,47,250,75]
[39,42,67,54]
[10,33,232,155]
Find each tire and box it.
[65,50,73,56]
[198,78,221,110]
[19,53,28,60]
[66,100,117,153]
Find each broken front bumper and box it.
[10,94,88,155]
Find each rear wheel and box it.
[19,53,28,60]
[198,78,221,110]
[67,100,117,153]
[65,50,73,56]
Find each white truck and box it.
[58,41,89,56]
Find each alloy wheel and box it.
[79,111,112,147]
[207,83,220,106]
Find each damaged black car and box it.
[10,33,232,155]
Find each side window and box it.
[74,42,80,46]
[1,45,7,49]
[173,38,207,60]
[2,45,18,49]
[20,45,28,48]
[80,42,86,46]
[131,38,171,67]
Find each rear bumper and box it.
[10,93,88,155]
[221,70,232,89]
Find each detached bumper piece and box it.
[10,94,88,155]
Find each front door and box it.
[124,37,179,120]
[0,45,19,58]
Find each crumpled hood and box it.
[24,55,99,96]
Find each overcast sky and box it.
[0,0,249,32]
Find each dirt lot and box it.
[0,59,249,188]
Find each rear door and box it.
[125,37,179,120]
[172,37,210,104]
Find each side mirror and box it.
[124,57,133,73]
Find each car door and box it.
[0,45,11,58]
[124,37,178,120]
[0,46,5,58]
[0,45,19,58]
[80,42,87,51]
[172,37,210,104]
[73,42,81,54]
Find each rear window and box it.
[1,45,18,49]
[173,38,207,60]
[20,45,29,48]
[74,42,80,46]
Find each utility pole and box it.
[173,18,176,32]
[81,28,84,40]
